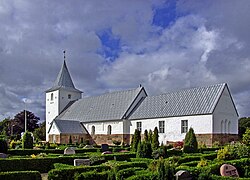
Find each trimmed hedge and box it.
[126,170,158,180]
[0,156,88,173]
[116,167,144,180]
[114,161,148,172]
[48,165,111,180]
[102,152,136,161]
[75,170,109,180]
[0,171,41,180]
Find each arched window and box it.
[225,119,228,134]
[91,126,95,135]
[51,93,54,101]
[221,120,224,134]
[107,125,112,135]
[228,121,231,134]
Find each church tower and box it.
[45,52,82,141]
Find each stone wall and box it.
[49,133,94,144]
[91,134,130,145]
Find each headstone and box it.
[119,150,129,153]
[64,147,75,155]
[83,145,94,149]
[101,144,109,152]
[175,170,192,180]
[220,164,239,177]
[74,159,91,166]
[102,151,112,155]
[0,153,8,158]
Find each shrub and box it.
[69,136,72,144]
[0,138,8,154]
[116,167,144,180]
[243,128,250,145]
[137,141,152,158]
[183,127,198,153]
[131,129,141,152]
[112,140,121,146]
[150,158,175,180]
[126,171,158,180]
[197,158,208,168]
[173,141,184,149]
[152,127,159,150]
[75,170,109,180]
[22,132,33,149]
[0,171,41,180]
[144,129,149,142]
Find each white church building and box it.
[46,60,239,146]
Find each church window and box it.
[68,94,71,99]
[136,122,142,132]
[51,93,54,101]
[91,126,95,135]
[181,120,188,133]
[159,121,165,133]
[107,125,112,135]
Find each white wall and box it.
[58,89,81,113]
[49,121,61,134]
[213,86,238,134]
[83,120,123,135]
[130,114,213,144]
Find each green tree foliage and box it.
[148,129,153,143]
[0,138,8,153]
[183,127,198,153]
[157,157,175,180]
[33,121,46,141]
[13,110,40,135]
[239,117,250,138]
[0,118,12,136]
[22,131,33,149]
[144,129,149,142]
[243,128,250,145]
[131,129,141,152]
[152,127,159,150]
[136,141,152,158]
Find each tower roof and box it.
[46,60,82,93]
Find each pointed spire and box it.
[46,51,82,93]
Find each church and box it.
[46,60,239,146]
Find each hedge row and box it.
[116,167,144,180]
[0,171,41,180]
[126,170,158,180]
[0,156,88,172]
[7,148,100,155]
[48,164,111,180]
[178,153,217,165]
[75,170,109,180]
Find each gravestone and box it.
[101,144,109,152]
[175,170,192,180]
[0,153,8,158]
[84,145,94,149]
[64,147,75,155]
[102,151,112,155]
[220,164,239,177]
[74,159,91,166]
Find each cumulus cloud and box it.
[0,0,250,120]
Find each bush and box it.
[152,127,159,150]
[0,171,41,180]
[131,129,141,152]
[183,128,198,153]
[112,140,121,146]
[126,171,158,180]
[0,138,8,154]
[116,167,144,180]
[75,170,109,180]
[137,141,152,158]
[22,132,33,149]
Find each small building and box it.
[46,60,238,146]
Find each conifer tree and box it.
[152,127,159,150]
[131,129,141,152]
[69,135,72,144]
[183,127,198,153]
[22,131,33,149]
[149,129,153,143]
[144,129,149,142]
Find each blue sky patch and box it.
[96,29,121,61]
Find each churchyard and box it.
[0,128,250,180]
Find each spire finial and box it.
[63,50,66,61]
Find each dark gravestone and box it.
[0,153,8,158]
[101,144,109,152]
[175,170,192,180]
[74,159,91,166]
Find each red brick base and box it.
[92,134,130,145]
[49,133,94,144]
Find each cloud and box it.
[0,0,250,121]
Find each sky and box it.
[0,0,250,121]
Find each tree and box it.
[239,117,250,138]
[148,129,153,143]
[243,128,250,145]
[144,129,149,142]
[131,129,141,152]
[69,135,72,144]
[22,131,33,149]
[13,110,40,135]
[0,118,11,136]
[183,127,198,153]
[152,127,159,150]
[0,138,8,153]
[136,141,152,158]
[33,121,46,141]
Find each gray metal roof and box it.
[129,83,226,119]
[46,61,82,93]
[54,119,88,134]
[56,87,143,122]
